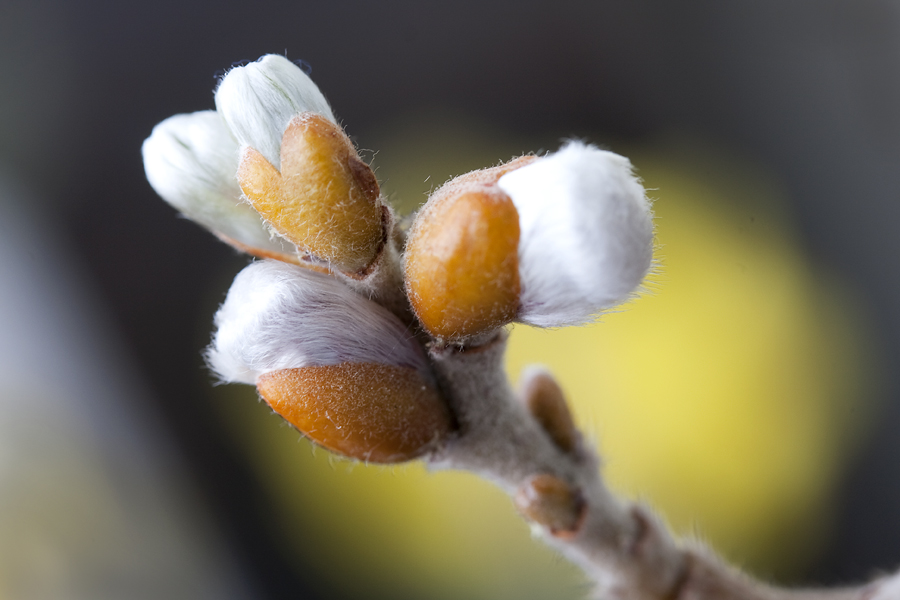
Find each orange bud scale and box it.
[405,185,522,340]
[257,363,452,463]
[238,113,384,273]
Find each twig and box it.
[143,53,900,600]
[427,335,899,600]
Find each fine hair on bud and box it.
[237,113,385,274]
[497,141,654,327]
[404,184,521,341]
[141,111,295,257]
[207,260,429,384]
[215,54,336,170]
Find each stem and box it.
[338,206,416,327]
[426,333,899,600]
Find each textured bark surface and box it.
[424,335,899,600]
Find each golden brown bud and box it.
[405,186,522,341]
[256,363,453,463]
[514,474,586,539]
[238,113,385,274]
[404,156,537,341]
[520,370,579,454]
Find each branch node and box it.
[514,474,587,539]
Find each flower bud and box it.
[519,368,579,455]
[208,260,452,462]
[514,474,586,539]
[258,363,450,463]
[215,55,336,170]
[405,143,654,340]
[141,110,297,262]
[237,113,384,273]
[404,185,521,341]
[498,142,654,327]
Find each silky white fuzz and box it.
[870,572,900,600]
[497,142,654,327]
[142,111,294,256]
[215,54,336,170]
[208,260,428,385]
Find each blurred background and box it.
[1,0,899,598]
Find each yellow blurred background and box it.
[212,116,880,600]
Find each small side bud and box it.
[404,159,537,341]
[215,54,336,169]
[258,363,451,463]
[498,142,654,327]
[519,368,579,455]
[514,474,586,539]
[238,113,384,274]
[141,111,297,262]
[208,260,452,462]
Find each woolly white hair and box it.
[142,110,294,256]
[871,572,900,600]
[497,142,654,327]
[207,260,429,384]
[214,54,336,170]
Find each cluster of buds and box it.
[143,55,385,275]
[142,54,654,463]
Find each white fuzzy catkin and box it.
[142,111,295,256]
[871,572,900,600]
[214,54,336,170]
[497,142,654,327]
[208,260,429,385]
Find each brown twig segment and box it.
[429,335,684,598]
[427,334,900,600]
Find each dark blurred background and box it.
[1,1,899,598]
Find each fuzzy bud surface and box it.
[498,142,654,327]
[237,114,384,273]
[208,260,429,383]
[258,364,451,463]
[215,55,336,170]
[208,260,451,462]
[141,111,296,261]
[405,185,521,341]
